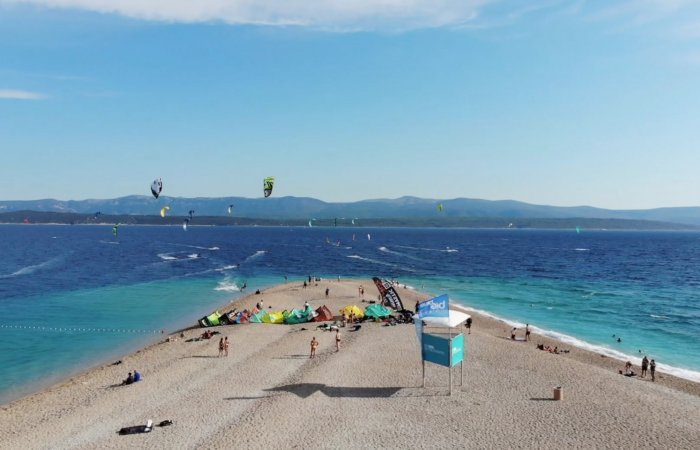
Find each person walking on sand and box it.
[224,336,229,357]
[335,329,341,352]
[641,356,649,378]
[650,359,656,381]
[310,336,319,358]
[325,287,330,298]
[218,338,224,357]
[525,324,531,341]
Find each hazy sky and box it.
[1,1,699,209]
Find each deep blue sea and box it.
[1,225,699,404]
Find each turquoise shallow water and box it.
[405,276,700,382]
[1,225,698,403]
[0,274,282,404]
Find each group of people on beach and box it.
[622,357,656,380]
[218,336,230,357]
[510,324,531,341]
[309,329,341,358]
[121,370,142,385]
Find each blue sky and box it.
[1,0,699,209]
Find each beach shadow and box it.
[263,383,402,399]
[272,354,308,360]
[224,395,272,400]
[183,355,219,359]
[529,397,556,401]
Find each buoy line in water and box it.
[0,324,163,334]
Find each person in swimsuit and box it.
[218,338,224,357]
[310,337,319,358]
[224,336,229,357]
[335,329,341,352]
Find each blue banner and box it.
[422,333,451,367]
[418,294,449,318]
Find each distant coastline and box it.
[1,210,697,230]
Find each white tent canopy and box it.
[415,310,470,328]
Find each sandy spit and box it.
[0,279,698,450]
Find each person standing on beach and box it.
[335,329,341,352]
[525,324,531,341]
[465,317,472,334]
[310,337,319,358]
[224,337,229,357]
[325,287,330,298]
[641,356,649,378]
[650,359,656,381]
[218,338,224,357]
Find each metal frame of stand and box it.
[421,325,465,396]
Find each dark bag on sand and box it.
[118,420,153,435]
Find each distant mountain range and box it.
[1,195,699,228]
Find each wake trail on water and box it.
[378,246,422,261]
[156,252,204,262]
[0,255,66,279]
[214,277,242,292]
[346,254,416,272]
[168,243,220,251]
[242,250,266,264]
[451,303,700,383]
[394,245,458,253]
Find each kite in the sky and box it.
[263,177,275,198]
[228,204,234,215]
[151,178,163,199]
[183,219,190,231]
[188,210,195,220]
[308,218,316,227]
[112,223,120,237]
[160,206,170,218]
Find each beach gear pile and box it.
[197,303,411,327]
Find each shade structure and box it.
[418,310,471,328]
